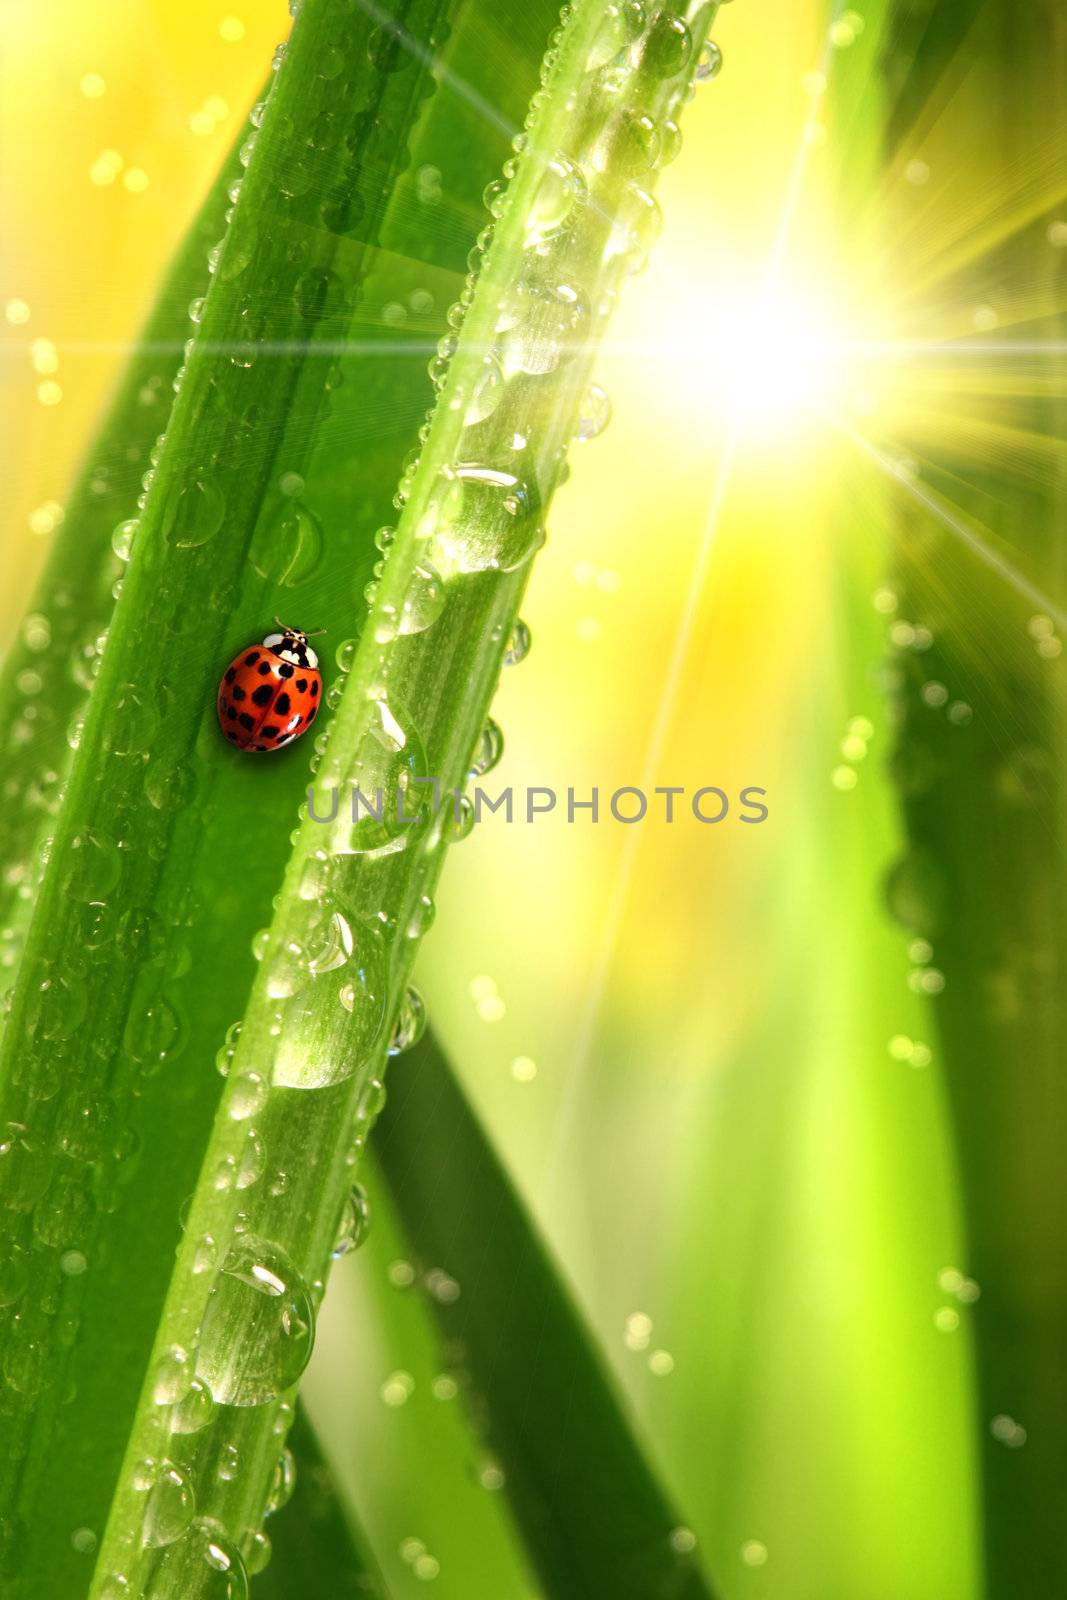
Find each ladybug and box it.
[218,619,325,752]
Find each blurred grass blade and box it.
[375,1031,718,1599]
[91,2,725,1592]
[0,127,248,1015]
[879,3,1067,1593]
[256,1409,385,1599]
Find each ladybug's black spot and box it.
[310,679,319,697]
[227,706,237,722]
[227,731,238,742]
[257,661,272,676]
[239,712,255,731]
[279,663,295,680]
[225,667,237,684]
[307,703,317,722]
[262,725,280,740]
[244,652,260,667]
[274,692,291,716]
[251,684,274,708]
[295,678,308,693]
[232,684,246,702]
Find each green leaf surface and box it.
[256,1409,386,1600]
[375,1030,718,1599]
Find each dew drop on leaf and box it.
[249,499,324,587]
[143,1461,196,1547]
[331,1183,371,1258]
[143,1518,248,1598]
[195,1237,314,1407]
[389,985,427,1056]
[162,477,226,550]
[432,462,544,574]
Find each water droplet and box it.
[163,477,225,550]
[0,1122,49,1212]
[143,1461,196,1547]
[241,1531,271,1575]
[335,638,358,674]
[642,12,694,78]
[406,893,436,939]
[504,619,531,665]
[374,562,445,642]
[497,275,588,375]
[67,827,122,900]
[525,156,586,250]
[152,1345,193,1406]
[4,1324,47,1396]
[216,1020,242,1078]
[696,39,723,81]
[266,1447,296,1515]
[265,939,309,1001]
[126,993,185,1069]
[111,518,139,562]
[389,986,426,1056]
[464,356,506,426]
[331,1184,371,1258]
[236,1128,265,1190]
[468,719,504,778]
[249,500,324,586]
[196,1237,314,1407]
[575,383,612,441]
[171,1379,214,1435]
[329,698,431,856]
[293,267,343,322]
[431,462,544,575]
[230,1073,267,1122]
[307,912,354,975]
[144,1519,248,1598]
[607,184,662,271]
[449,794,475,841]
[0,1248,29,1306]
[884,850,944,937]
[586,1,645,70]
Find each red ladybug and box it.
[218,619,324,753]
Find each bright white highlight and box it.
[703,285,850,433]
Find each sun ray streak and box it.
[824,408,1067,632]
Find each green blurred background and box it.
[4,1,1066,1595]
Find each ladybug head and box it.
[264,618,325,670]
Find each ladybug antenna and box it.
[273,616,326,639]
[304,626,327,638]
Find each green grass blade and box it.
[255,1409,385,1599]
[375,1031,718,1599]
[1,0,555,1590]
[878,4,1067,1592]
[0,128,247,1014]
[89,3,725,1592]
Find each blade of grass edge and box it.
[256,1407,387,1600]
[374,1031,719,1600]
